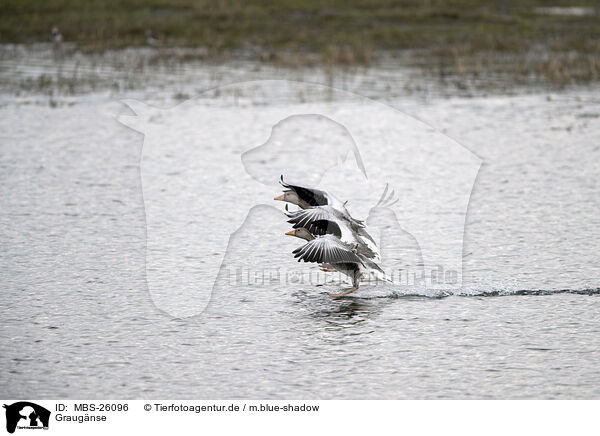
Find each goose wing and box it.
[286,207,332,228]
[292,235,364,266]
[305,219,343,238]
[288,208,377,257]
[286,208,344,238]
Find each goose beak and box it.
[274,194,285,201]
[285,230,296,236]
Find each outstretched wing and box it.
[287,206,341,230]
[286,208,343,239]
[286,207,331,227]
[292,235,364,265]
[288,208,376,255]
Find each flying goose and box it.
[274,176,347,210]
[274,175,373,240]
[274,175,366,225]
[286,228,384,297]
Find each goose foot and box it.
[329,286,358,298]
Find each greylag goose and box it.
[274,176,347,210]
[274,175,366,226]
[274,175,373,240]
[285,228,383,297]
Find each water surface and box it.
[1,51,599,398]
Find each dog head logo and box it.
[3,402,50,433]
[119,80,481,317]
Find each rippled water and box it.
[1,50,599,399]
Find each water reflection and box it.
[291,289,392,324]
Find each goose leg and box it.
[329,285,358,298]
[329,270,360,297]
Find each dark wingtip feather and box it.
[279,174,290,188]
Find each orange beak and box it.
[274,194,285,201]
[285,230,296,236]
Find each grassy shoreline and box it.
[1,1,599,85]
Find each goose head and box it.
[274,190,301,206]
[285,228,314,241]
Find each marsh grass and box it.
[1,0,599,85]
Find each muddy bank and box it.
[1,43,598,107]
[1,1,599,86]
